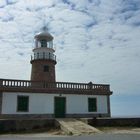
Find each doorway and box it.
[54,97,66,118]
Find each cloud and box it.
[126,11,140,26]
[6,0,18,5]
[0,0,18,8]
[0,9,14,22]
[0,0,6,8]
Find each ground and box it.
[0,127,140,140]
[97,127,140,134]
[0,134,140,140]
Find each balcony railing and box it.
[0,79,110,92]
[31,52,56,61]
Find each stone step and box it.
[55,118,102,135]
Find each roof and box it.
[34,31,53,41]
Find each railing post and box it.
[7,81,10,86]
[37,53,39,59]
[43,52,45,59]
[88,82,93,90]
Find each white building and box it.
[0,30,112,118]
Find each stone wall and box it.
[1,117,140,133]
[0,119,55,133]
[86,118,140,127]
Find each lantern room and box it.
[34,31,54,49]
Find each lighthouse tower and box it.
[30,29,56,82]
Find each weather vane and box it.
[42,26,48,32]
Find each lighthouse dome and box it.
[35,31,53,41]
[35,26,53,41]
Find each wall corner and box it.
[0,92,3,114]
[107,95,111,117]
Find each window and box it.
[88,98,97,112]
[37,52,39,59]
[17,96,29,112]
[44,65,49,72]
[48,41,53,48]
[40,39,47,47]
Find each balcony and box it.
[31,52,56,62]
[0,79,112,95]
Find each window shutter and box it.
[17,96,29,112]
[88,98,97,112]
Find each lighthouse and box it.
[0,28,112,119]
[30,29,56,82]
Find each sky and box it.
[0,0,140,117]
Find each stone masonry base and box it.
[0,117,140,133]
[0,113,110,119]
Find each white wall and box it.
[66,94,108,114]
[2,92,108,114]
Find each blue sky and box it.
[0,0,140,117]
